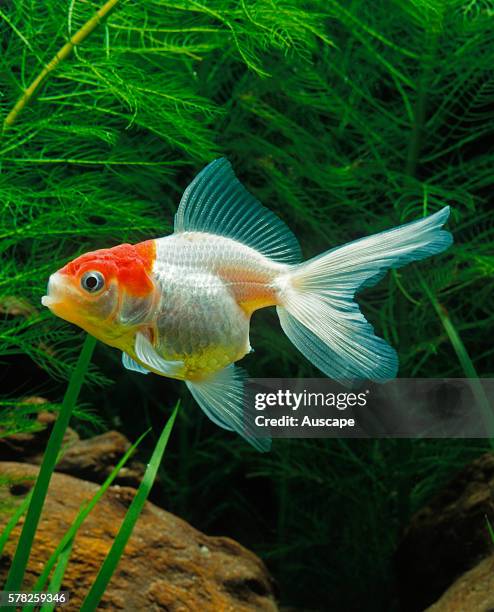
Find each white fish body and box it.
[42,158,453,451]
[150,233,287,380]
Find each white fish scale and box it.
[150,233,287,373]
[155,232,287,275]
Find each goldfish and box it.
[41,158,453,451]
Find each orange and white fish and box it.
[41,158,452,451]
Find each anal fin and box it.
[186,366,271,452]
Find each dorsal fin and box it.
[174,158,302,264]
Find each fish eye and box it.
[81,271,105,293]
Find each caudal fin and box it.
[276,207,453,382]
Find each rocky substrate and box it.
[0,461,278,611]
[395,452,494,611]
[0,405,146,488]
[425,554,494,612]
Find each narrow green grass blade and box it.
[80,402,179,612]
[21,430,149,612]
[38,539,73,612]
[417,271,494,446]
[2,334,96,596]
[486,516,494,546]
[0,489,33,557]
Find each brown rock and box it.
[426,555,494,612]
[0,407,145,488]
[0,462,278,611]
[54,431,145,487]
[0,404,79,459]
[395,452,494,611]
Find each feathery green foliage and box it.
[0,0,493,609]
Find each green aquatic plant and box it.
[80,402,178,611]
[3,334,96,594]
[0,389,177,612]
[486,516,494,546]
[0,477,33,529]
[0,0,493,609]
[22,429,150,609]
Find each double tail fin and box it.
[276,207,453,383]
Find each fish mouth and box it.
[41,272,66,310]
[41,295,57,308]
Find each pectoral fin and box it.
[122,352,150,375]
[185,365,271,452]
[134,332,184,378]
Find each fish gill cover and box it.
[0,1,493,610]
